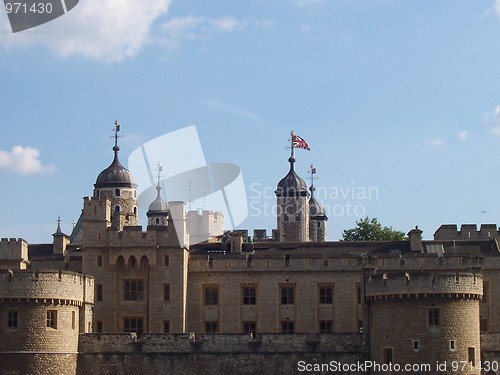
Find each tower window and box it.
[295,213,301,222]
[243,286,256,305]
[319,286,333,304]
[468,347,476,366]
[96,284,103,301]
[243,321,256,335]
[205,321,218,334]
[204,286,219,305]
[281,286,295,305]
[449,340,456,351]
[124,318,143,334]
[156,218,160,225]
[115,189,121,197]
[428,308,440,326]
[124,280,144,301]
[164,321,170,333]
[7,311,18,329]
[47,310,57,329]
[164,284,170,303]
[133,207,137,215]
[319,321,333,333]
[283,213,289,222]
[281,321,294,333]
[412,340,420,351]
[115,205,120,212]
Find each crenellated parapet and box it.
[434,223,500,240]
[365,270,483,301]
[0,238,29,269]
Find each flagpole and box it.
[290,130,295,159]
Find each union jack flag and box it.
[292,133,310,151]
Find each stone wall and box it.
[77,333,369,375]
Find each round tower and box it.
[147,164,169,227]
[308,165,327,242]
[275,134,309,242]
[93,121,138,229]
[0,270,94,375]
[365,270,482,375]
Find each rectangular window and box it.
[164,284,170,303]
[124,318,143,333]
[47,310,57,329]
[319,286,333,304]
[468,347,476,367]
[480,318,488,332]
[281,321,295,333]
[7,311,18,329]
[281,286,295,305]
[164,255,170,267]
[319,321,333,333]
[124,280,144,301]
[96,284,103,302]
[449,340,456,351]
[97,255,102,267]
[482,281,489,303]
[428,308,440,326]
[164,321,170,333]
[243,287,256,305]
[382,347,393,364]
[243,321,256,335]
[205,321,218,334]
[72,311,76,330]
[356,282,362,304]
[412,340,420,352]
[96,321,103,333]
[204,287,219,305]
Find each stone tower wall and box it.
[366,271,482,375]
[0,270,94,375]
[277,196,310,242]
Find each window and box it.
[356,282,362,304]
[72,311,76,330]
[204,287,218,305]
[243,287,256,305]
[281,321,294,333]
[428,308,440,326]
[319,321,333,333]
[449,340,456,351]
[284,254,290,266]
[96,284,103,302]
[283,213,289,222]
[164,321,170,333]
[115,205,120,212]
[96,321,103,332]
[124,318,143,333]
[319,286,333,304]
[480,318,488,332]
[468,347,476,367]
[205,321,218,334]
[115,188,121,197]
[383,348,393,364]
[164,284,170,303]
[295,213,301,222]
[281,286,295,305]
[156,218,160,225]
[243,321,256,335]
[482,281,489,303]
[47,310,57,329]
[7,311,18,329]
[124,280,144,301]
[164,255,170,267]
[412,340,420,352]
[97,255,102,267]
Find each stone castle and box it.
[0,127,499,375]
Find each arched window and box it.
[295,213,301,222]
[140,256,149,270]
[116,256,125,270]
[156,218,160,225]
[115,189,121,197]
[133,207,137,216]
[284,213,289,222]
[129,256,137,269]
[115,205,120,212]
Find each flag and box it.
[292,134,310,151]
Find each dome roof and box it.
[309,185,327,219]
[94,146,137,189]
[148,186,168,213]
[275,157,308,197]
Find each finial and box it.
[308,164,317,194]
[112,120,122,153]
[155,163,163,192]
[56,216,62,234]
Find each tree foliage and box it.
[341,217,406,241]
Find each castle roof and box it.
[147,186,168,215]
[309,185,327,219]
[275,157,308,197]
[94,145,136,189]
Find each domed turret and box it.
[147,164,168,227]
[92,121,139,229]
[308,166,327,242]
[275,157,308,197]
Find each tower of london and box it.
[0,126,499,375]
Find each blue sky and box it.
[1,0,500,243]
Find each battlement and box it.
[0,269,94,305]
[434,223,499,240]
[0,238,28,260]
[365,270,482,300]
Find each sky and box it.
[1,0,500,244]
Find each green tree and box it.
[341,217,406,241]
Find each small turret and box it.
[147,164,169,227]
[308,165,327,242]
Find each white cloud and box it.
[0,0,171,62]
[159,16,246,50]
[425,139,445,148]
[483,104,500,135]
[0,146,55,174]
[495,0,500,16]
[457,130,468,141]
[203,99,260,122]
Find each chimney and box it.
[408,226,423,252]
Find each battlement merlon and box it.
[365,270,483,300]
[434,223,500,240]
[0,238,29,263]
